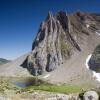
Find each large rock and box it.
[83,91,99,100]
[45,93,79,100]
[22,11,100,76]
[89,44,100,72]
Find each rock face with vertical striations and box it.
[22,11,100,76]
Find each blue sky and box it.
[0,0,100,60]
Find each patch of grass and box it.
[0,76,95,100]
[23,81,88,94]
[60,40,72,59]
[32,85,81,94]
[0,76,94,95]
[0,77,19,93]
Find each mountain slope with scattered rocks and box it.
[22,11,100,82]
[0,11,100,86]
[0,54,31,77]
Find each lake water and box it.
[12,77,42,88]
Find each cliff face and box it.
[89,44,100,72]
[22,11,100,76]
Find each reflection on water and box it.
[14,81,35,88]
[12,77,43,88]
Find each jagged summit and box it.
[46,11,53,20]
[22,11,100,77]
[0,11,100,85]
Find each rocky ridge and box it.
[22,11,100,76]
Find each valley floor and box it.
[0,76,95,100]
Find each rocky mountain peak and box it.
[22,11,100,76]
[47,11,53,19]
[56,11,69,31]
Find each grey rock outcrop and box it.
[89,44,100,72]
[22,11,100,76]
[83,91,99,100]
[45,93,79,100]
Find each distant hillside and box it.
[0,58,10,65]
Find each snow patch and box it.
[92,71,100,82]
[85,54,92,69]
[86,24,90,28]
[96,31,100,36]
[43,74,50,79]
[85,54,100,82]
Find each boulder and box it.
[89,44,100,72]
[83,91,99,100]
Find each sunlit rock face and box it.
[89,44,100,73]
[22,11,100,76]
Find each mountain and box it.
[22,11,100,76]
[0,11,100,86]
[0,54,31,77]
[0,58,10,65]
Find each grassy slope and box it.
[0,76,91,94]
[0,76,99,99]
